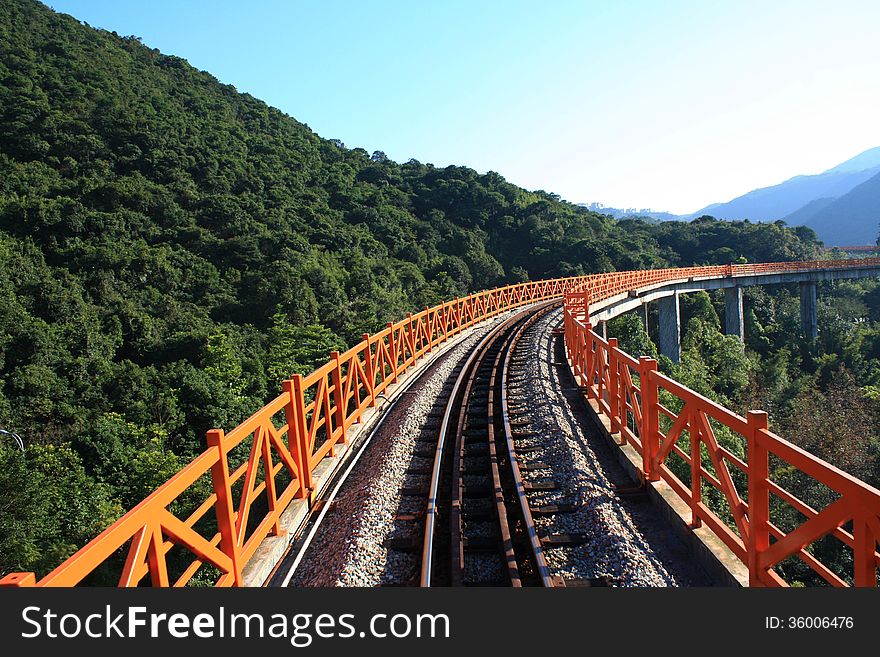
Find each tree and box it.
[607,313,657,359]
[0,442,120,577]
[264,311,345,383]
[677,317,755,405]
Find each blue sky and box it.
[43,0,880,214]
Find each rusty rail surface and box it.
[420,303,557,587]
[2,257,880,587]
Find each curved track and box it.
[420,302,558,586]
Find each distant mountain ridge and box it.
[582,146,880,244]
[785,169,880,245]
[823,146,880,174]
[642,146,880,246]
[685,146,880,225]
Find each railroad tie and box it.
[531,503,578,516]
[517,461,550,472]
[539,533,589,547]
[523,479,557,492]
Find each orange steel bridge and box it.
[2,258,880,588]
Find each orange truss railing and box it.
[2,257,879,587]
[564,258,880,587]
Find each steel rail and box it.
[500,308,556,587]
[484,318,524,586]
[419,310,526,586]
[421,301,559,586]
[270,310,500,588]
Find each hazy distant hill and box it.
[686,146,880,222]
[577,202,680,222]
[785,170,880,245]
[824,147,880,175]
[781,196,837,228]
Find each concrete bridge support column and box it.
[658,292,681,363]
[800,281,818,340]
[724,286,744,340]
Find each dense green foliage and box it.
[0,0,830,578]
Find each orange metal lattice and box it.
[564,261,880,587]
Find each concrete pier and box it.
[724,286,744,340]
[800,281,818,340]
[658,292,681,362]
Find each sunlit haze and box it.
[43,0,880,214]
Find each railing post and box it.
[206,429,242,586]
[562,297,575,365]
[746,411,770,586]
[639,357,660,483]
[387,322,399,383]
[577,320,588,386]
[584,322,595,398]
[424,306,433,351]
[563,297,572,361]
[608,337,621,435]
[746,410,770,586]
[362,333,376,406]
[284,376,313,498]
[689,407,702,529]
[406,313,416,362]
[330,351,347,446]
[853,515,878,587]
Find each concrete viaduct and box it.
[587,263,880,362]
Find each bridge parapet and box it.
[564,284,880,587]
[2,257,879,587]
[586,258,880,360]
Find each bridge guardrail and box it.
[2,257,879,587]
[564,260,880,587]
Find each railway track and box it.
[272,303,555,587]
[275,300,626,587]
[419,302,559,587]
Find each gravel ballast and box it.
[290,312,516,587]
[506,308,711,586]
[289,305,710,587]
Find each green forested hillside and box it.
[0,0,823,576]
